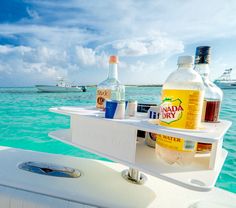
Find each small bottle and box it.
[96,55,125,109]
[145,106,160,148]
[194,46,223,153]
[156,56,204,165]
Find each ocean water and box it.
[0,87,235,193]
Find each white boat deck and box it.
[0,146,235,208]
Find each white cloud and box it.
[25,0,236,41]
[114,40,148,56]
[26,7,40,20]
[0,44,109,86]
[0,45,32,54]
[75,46,96,66]
[110,36,183,57]
[0,0,236,86]
[0,45,65,77]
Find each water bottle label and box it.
[156,134,196,152]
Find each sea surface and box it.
[0,87,235,193]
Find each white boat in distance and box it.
[214,68,236,89]
[35,77,87,92]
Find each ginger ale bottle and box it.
[156,56,204,165]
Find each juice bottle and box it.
[145,106,160,148]
[156,56,204,165]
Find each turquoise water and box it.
[0,87,235,193]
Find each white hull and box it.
[214,81,236,89]
[214,68,236,89]
[35,85,86,92]
[0,146,235,208]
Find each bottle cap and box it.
[109,55,118,64]
[177,56,194,65]
[195,46,211,64]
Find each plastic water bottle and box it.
[156,56,204,165]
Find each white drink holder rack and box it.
[49,106,231,191]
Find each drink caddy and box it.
[49,54,231,191]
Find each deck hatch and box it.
[18,161,81,178]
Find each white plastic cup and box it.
[126,100,137,117]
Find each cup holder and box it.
[18,161,81,178]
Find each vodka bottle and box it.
[194,46,223,153]
[156,56,204,165]
[96,55,125,109]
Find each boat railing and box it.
[217,68,233,81]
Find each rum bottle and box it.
[194,46,223,152]
[96,55,125,109]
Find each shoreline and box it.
[128,84,162,87]
[86,84,163,88]
[0,85,163,88]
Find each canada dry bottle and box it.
[194,46,223,152]
[156,56,204,165]
[96,55,125,109]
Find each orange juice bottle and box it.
[156,56,204,165]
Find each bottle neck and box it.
[108,63,118,79]
[177,64,193,70]
[194,63,210,81]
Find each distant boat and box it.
[35,77,87,92]
[214,68,236,89]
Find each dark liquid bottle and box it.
[194,46,223,153]
[203,100,221,122]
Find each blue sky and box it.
[0,0,236,86]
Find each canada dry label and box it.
[159,89,203,129]
[156,134,196,152]
[96,89,111,109]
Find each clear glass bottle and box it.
[96,55,125,109]
[194,46,223,153]
[156,56,204,165]
[194,46,223,122]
